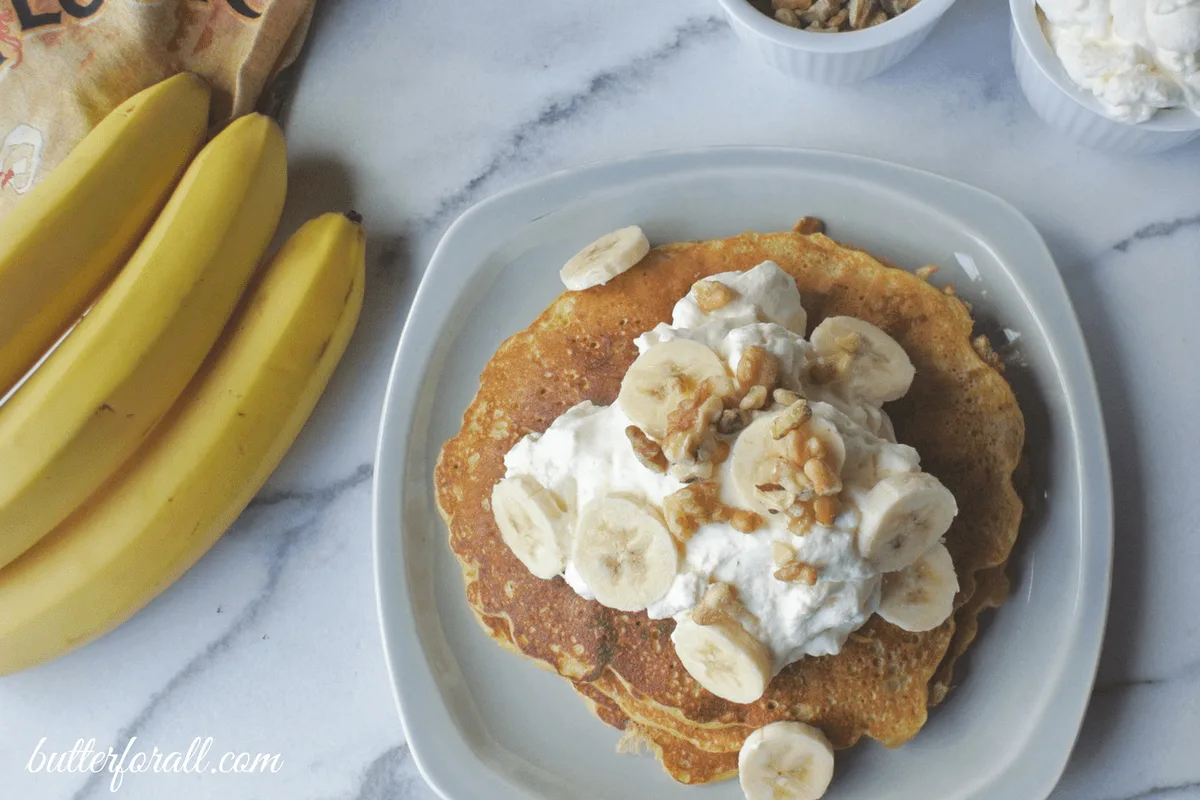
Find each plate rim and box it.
[371,145,1114,800]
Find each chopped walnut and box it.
[800,0,835,23]
[735,346,780,393]
[625,425,667,473]
[771,540,795,567]
[730,509,765,533]
[775,7,800,25]
[792,216,825,235]
[774,561,820,585]
[770,398,812,439]
[753,457,814,512]
[803,458,842,496]
[763,0,911,33]
[739,384,769,411]
[805,435,827,460]
[808,352,851,385]
[914,264,939,281]
[693,581,741,625]
[694,280,737,313]
[813,495,840,525]
[664,481,752,540]
[972,334,1004,372]
[773,388,801,406]
[716,408,749,435]
[785,502,815,535]
[847,0,873,27]
[664,482,716,541]
[663,394,725,482]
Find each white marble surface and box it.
[2,0,1198,798]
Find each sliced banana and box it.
[572,495,678,612]
[729,414,784,516]
[672,612,773,704]
[738,721,835,800]
[810,316,915,405]
[491,475,572,580]
[617,339,727,439]
[877,540,958,632]
[559,225,650,291]
[856,472,958,572]
[729,410,845,516]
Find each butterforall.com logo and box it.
[26,736,283,792]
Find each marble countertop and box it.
[2,0,1198,798]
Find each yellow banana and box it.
[0,113,287,569]
[0,73,212,395]
[0,212,366,676]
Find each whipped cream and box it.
[1038,0,1200,122]
[503,261,927,673]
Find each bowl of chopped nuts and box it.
[717,0,961,84]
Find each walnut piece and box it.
[803,458,842,496]
[625,425,667,473]
[770,398,812,439]
[813,495,840,525]
[694,280,737,313]
[774,561,820,585]
[773,388,801,406]
[914,264,939,281]
[736,346,781,393]
[764,0,913,32]
[792,216,826,235]
[739,384,769,411]
[771,540,795,567]
[731,509,765,533]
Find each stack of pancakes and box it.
[434,229,1025,783]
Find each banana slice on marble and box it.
[672,611,773,704]
[559,225,650,291]
[491,475,573,579]
[617,338,727,439]
[572,495,678,611]
[810,316,915,405]
[738,721,835,800]
[877,541,958,632]
[856,472,958,572]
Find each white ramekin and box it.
[715,0,961,84]
[1010,0,1200,154]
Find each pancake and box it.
[434,228,1025,782]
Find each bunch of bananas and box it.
[0,74,366,675]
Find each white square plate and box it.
[372,148,1112,800]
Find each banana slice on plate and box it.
[572,495,677,611]
[856,472,958,572]
[877,540,959,632]
[559,225,650,291]
[738,720,835,800]
[491,475,572,580]
[672,612,772,704]
[810,316,915,405]
[617,339,727,438]
[729,410,846,515]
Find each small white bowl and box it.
[715,0,961,84]
[1010,0,1200,154]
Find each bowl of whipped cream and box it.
[1010,0,1200,153]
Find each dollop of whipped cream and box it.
[503,261,924,673]
[1038,0,1200,122]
